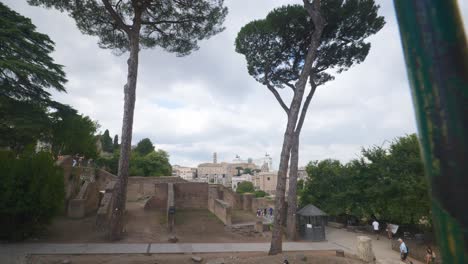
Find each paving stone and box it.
[191,256,203,262]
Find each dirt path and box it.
[30,201,269,243]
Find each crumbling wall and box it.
[144,183,168,210]
[67,181,100,218]
[174,182,208,209]
[210,199,232,225]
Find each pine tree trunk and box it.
[108,32,140,240]
[269,0,325,255]
[286,134,299,240]
[268,119,295,255]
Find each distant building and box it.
[287,166,308,181]
[196,153,262,187]
[197,162,231,185]
[252,171,278,195]
[172,165,196,180]
[298,167,308,181]
[252,153,273,171]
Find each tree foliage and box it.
[98,147,172,177]
[235,1,385,93]
[29,0,228,55]
[113,134,119,149]
[134,138,154,156]
[300,134,431,226]
[0,3,71,151]
[0,150,64,240]
[236,181,255,194]
[50,111,99,158]
[254,190,268,198]
[101,129,114,153]
[130,149,172,177]
[0,2,67,103]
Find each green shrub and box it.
[254,190,268,198]
[236,181,255,193]
[0,151,64,240]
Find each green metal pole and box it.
[393,1,467,263]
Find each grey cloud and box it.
[3,0,467,169]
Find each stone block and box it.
[336,249,345,257]
[356,236,375,263]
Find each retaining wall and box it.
[67,181,100,218]
[210,199,232,225]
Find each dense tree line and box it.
[299,134,431,228]
[97,138,172,177]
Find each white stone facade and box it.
[172,165,196,180]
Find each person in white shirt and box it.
[372,220,379,240]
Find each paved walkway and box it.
[0,227,423,264]
[0,242,341,264]
[326,227,422,264]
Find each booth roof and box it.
[297,204,327,216]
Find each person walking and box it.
[386,223,393,239]
[425,246,436,264]
[398,238,413,264]
[372,219,380,240]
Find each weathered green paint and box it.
[393,1,467,263]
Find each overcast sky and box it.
[4,1,467,168]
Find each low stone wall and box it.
[57,156,81,208]
[210,199,232,225]
[242,193,254,211]
[328,221,345,229]
[251,197,275,213]
[96,192,113,229]
[126,177,187,201]
[95,169,117,190]
[167,183,175,233]
[67,181,100,218]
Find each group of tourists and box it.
[256,207,273,217]
[72,155,93,167]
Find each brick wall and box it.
[144,183,168,210]
[174,182,208,209]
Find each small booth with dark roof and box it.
[297,204,327,241]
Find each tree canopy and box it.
[130,149,171,176]
[28,0,228,55]
[50,111,99,158]
[300,134,431,227]
[0,2,67,104]
[235,1,385,111]
[134,138,154,156]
